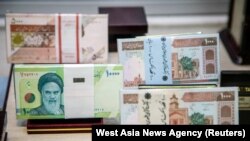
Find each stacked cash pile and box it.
[120,87,238,124]
[6,13,108,64]
[7,13,239,125]
[6,13,125,122]
[14,64,123,119]
[118,33,220,88]
[118,33,239,125]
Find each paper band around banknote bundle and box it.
[14,64,123,119]
[6,13,108,64]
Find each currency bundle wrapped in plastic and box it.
[6,13,108,64]
[120,87,238,124]
[14,64,123,119]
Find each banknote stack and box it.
[118,33,220,88]
[6,13,123,133]
[6,13,108,64]
[120,87,239,124]
[118,33,240,125]
[7,12,240,128]
[13,64,123,119]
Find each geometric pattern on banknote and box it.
[202,47,217,74]
[172,37,217,48]
[122,41,144,51]
[11,25,55,48]
[124,94,138,104]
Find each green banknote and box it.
[14,64,123,119]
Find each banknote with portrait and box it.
[14,64,123,119]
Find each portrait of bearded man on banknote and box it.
[30,73,64,115]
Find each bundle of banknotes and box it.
[120,87,238,124]
[6,13,108,64]
[118,33,220,88]
[13,64,123,119]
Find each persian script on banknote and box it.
[120,87,238,125]
[118,33,220,87]
[6,13,108,64]
[14,64,123,119]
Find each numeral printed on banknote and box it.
[120,87,238,125]
[6,13,108,64]
[14,64,123,119]
[118,33,220,87]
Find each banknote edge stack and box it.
[5,12,242,134]
[5,13,112,134]
[5,13,109,64]
[117,33,240,125]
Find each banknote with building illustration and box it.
[118,33,220,87]
[14,64,123,119]
[117,38,145,88]
[6,13,108,64]
[120,87,238,124]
